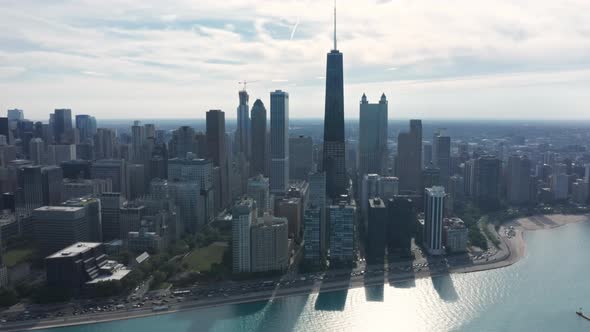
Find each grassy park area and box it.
[182,242,228,272]
[4,247,34,268]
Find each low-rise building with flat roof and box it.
[46,242,130,294]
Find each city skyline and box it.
[2,1,590,120]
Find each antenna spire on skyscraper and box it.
[333,0,337,50]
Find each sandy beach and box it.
[495,214,590,266]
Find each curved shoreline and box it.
[3,214,588,332]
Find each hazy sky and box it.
[1,0,590,120]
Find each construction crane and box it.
[238,80,260,91]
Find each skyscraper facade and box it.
[474,155,501,211]
[100,192,123,241]
[289,135,313,180]
[42,165,63,206]
[131,120,146,163]
[75,115,96,143]
[250,99,267,176]
[247,175,270,217]
[507,155,532,205]
[206,110,228,209]
[358,93,388,176]
[270,90,289,194]
[433,131,451,188]
[20,165,43,213]
[323,10,347,200]
[329,201,355,263]
[424,186,445,255]
[367,197,387,263]
[232,198,255,273]
[396,120,423,194]
[236,90,251,160]
[53,109,72,144]
[92,159,127,198]
[250,215,289,273]
[0,117,12,144]
[305,171,327,264]
[33,206,89,254]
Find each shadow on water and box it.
[182,287,312,332]
[178,299,270,332]
[388,254,416,289]
[427,255,459,302]
[364,258,385,302]
[252,293,311,332]
[431,274,459,302]
[314,289,348,312]
[314,264,352,311]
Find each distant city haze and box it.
[1,0,590,119]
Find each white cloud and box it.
[0,0,590,119]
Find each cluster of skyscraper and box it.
[2,5,590,297]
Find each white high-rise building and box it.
[250,214,288,273]
[29,138,44,165]
[247,175,270,217]
[304,172,327,264]
[329,201,356,263]
[424,186,445,255]
[270,90,289,194]
[232,198,256,273]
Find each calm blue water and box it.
[41,221,590,332]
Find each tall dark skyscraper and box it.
[236,90,251,160]
[250,99,267,176]
[322,5,347,200]
[433,130,451,188]
[396,120,423,194]
[358,93,388,176]
[206,110,229,209]
[75,114,96,143]
[0,117,11,144]
[474,155,501,211]
[270,90,289,194]
[54,108,72,144]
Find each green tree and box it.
[0,288,18,307]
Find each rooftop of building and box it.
[135,252,150,264]
[62,196,98,206]
[168,156,211,164]
[277,196,301,204]
[106,239,123,246]
[248,175,269,185]
[255,213,288,227]
[369,197,386,208]
[47,242,102,259]
[0,213,16,224]
[34,206,84,213]
[444,217,466,228]
[63,178,93,184]
[85,261,131,284]
[425,186,446,196]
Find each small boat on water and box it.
[576,308,590,321]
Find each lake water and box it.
[41,221,590,331]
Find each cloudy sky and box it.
[1,0,590,120]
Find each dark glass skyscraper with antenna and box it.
[323,3,347,200]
